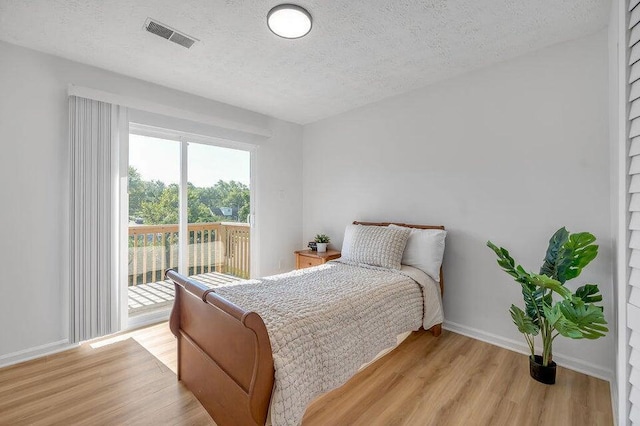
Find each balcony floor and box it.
[128,271,242,316]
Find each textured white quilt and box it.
[211,261,443,426]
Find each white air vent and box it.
[144,18,198,49]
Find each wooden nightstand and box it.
[295,249,341,269]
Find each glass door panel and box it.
[187,143,251,279]
[127,134,180,316]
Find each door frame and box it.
[122,123,257,328]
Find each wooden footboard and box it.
[166,270,274,426]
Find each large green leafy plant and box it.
[487,227,608,367]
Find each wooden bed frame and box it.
[167,221,444,426]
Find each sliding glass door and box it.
[125,127,252,322]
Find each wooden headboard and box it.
[352,221,445,296]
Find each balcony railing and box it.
[128,222,250,286]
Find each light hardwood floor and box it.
[0,323,612,425]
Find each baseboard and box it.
[0,339,77,369]
[0,311,171,369]
[443,320,614,382]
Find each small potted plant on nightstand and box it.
[315,234,330,253]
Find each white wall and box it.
[302,30,614,378]
[0,40,302,361]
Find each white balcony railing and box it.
[128,222,250,286]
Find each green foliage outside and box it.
[128,166,250,225]
[487,227,608,367]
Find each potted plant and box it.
[315,234,330,253]
[487,227,608,384]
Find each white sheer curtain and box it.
[69,96,127,343]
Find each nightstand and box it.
[295,249,341,269]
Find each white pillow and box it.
[388,224,446,281]
[341,224,411,270]
[340,224,358,259]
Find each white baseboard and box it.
[0,310,171,369]
[443,320,614,382]
[0,339,77,369]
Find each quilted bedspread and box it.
[212,261,443,426]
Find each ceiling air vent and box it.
[144,18,198,49]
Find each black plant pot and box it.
[529,355,556,385]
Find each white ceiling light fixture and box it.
[267,4,312,39]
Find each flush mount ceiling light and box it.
[267,4,312,39]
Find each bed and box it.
[167,221,445,426]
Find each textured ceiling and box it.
[0,0,609,124]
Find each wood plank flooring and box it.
[303,330,613,425]
[0,323,613,425]
[0,328,210,425]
